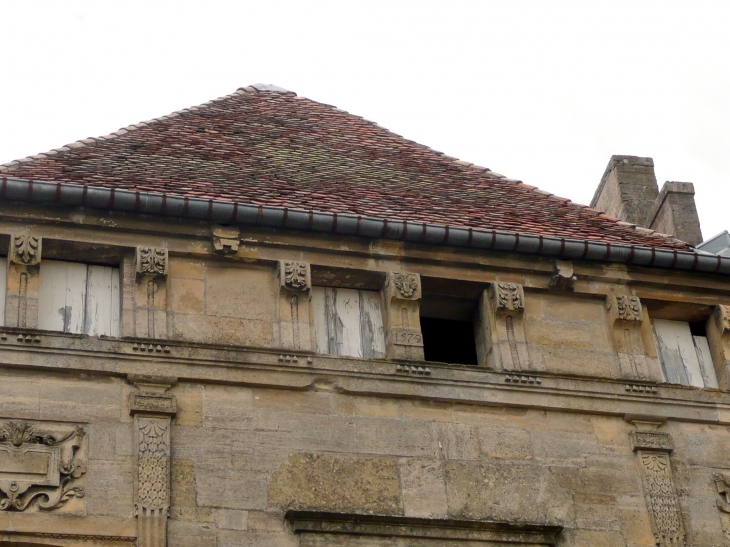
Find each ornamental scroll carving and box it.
[136,247,168,276]
[494,283,524,313]
[0,421,85,512]
[631,429,685,547]
[10,235,41,266]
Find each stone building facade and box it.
[0,85,729,547]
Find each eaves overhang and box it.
[2,176,728,275]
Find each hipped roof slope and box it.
[0,85,690,251]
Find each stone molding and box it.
[286,511,562,545]
[0,421,86,512]
[135,247,168,277]
[548,260,576,291]
[9,235,41,266]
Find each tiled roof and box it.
[0,85,691,251]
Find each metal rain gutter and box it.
[2,176,729,275]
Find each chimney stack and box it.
[591,155,703,246]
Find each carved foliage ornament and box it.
[607,295,643,321]
[638,452,685,546]
[136,247,168,276]
[136,419,170,514]
[393,273,419,299]
[11,235,41,266]
[0,421,85,511]
[495,283,524,312]
[283,261,310,291]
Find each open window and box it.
[646,300,719,388]
[418,278,481,366]
[38,260,120,336]
[311,286,386,358]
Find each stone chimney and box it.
[646,181,703,246]
[590,156,659,227]
[591,155,703,245]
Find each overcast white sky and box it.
[1,1,728,240]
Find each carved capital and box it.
[128,375,177,417]
[135,247,168,277]
[279,261,311,292]
[631,431,674,452]
[607,294,643,322]
[384,272,421,301]
[10,235,41,266]
[212,226,240,254]
[492,283,524,313]
[0,421,86,512]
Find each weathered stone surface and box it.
[443,460,574,526]
[399,458,448,518]
[268,453,402,515]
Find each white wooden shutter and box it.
[312,287,385,358]
[652,319,719,388]
[38,260,120,336]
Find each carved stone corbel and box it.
[382,272,424,361]
[276,261,314,351]
[128,375,177,547]
[5,235,42,328]
[134,247,168,339]
[548,259,576,291]
[476,283,531,371]
[705,305,730,391]
[212,226,240,254]
[606,294,654,381]
[628,421,685,547]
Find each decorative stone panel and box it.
[135,247,168,277]
[606,294,654,381]
[382,272,424,361]
[133,247,169,339]
[630,425,685,547]
[0,420,86,512]
[129,375,176,547]
[5,234,42,328]
[476,282,530,371]
[276,261,314,351]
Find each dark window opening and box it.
[420,317,478,365]
[689,321,707,337]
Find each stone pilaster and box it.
[5,235,42,328]
[706,305,730,391]
[129,375,177,547]
[629,422,685,547]
[476,282,530,371]
[276,261,313,351]
[134,247,168,339]
[607,294,656,381]
[382,272,424,361]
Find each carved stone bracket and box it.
[548,260,576,291]
[476,283,531,372]
[607,294,643,322]
[629,424,685,547]
[212,226,240,254]
[383,272,424,361]
[128,375,176,547]
[135,247,168,277]
[0,421,86,512]
[10,235,41,266]
[279,261,311,292]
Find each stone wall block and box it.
[382,272,424,361]
[399,458,448,518]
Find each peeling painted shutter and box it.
[38,260,120,337]
[652,319,719,388]
[312,287,385,358]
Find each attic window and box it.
[652,318,719,388]
[419,290,479,366]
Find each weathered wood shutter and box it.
[38,260,120,336]
[652,318,719,388]
[312,287,385,358]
